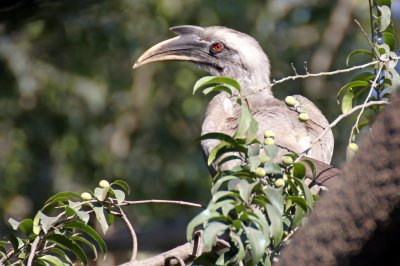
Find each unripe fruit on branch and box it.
[274,178,285,187]
[264,130,275,138]
[255,167,267,177]
[281,156,293,166]
[264,138,275,145]
[285,96,297,107]
[99,180,110,188]
[298,113,309,122]
[348,143,359,152]
[81,192,92,200]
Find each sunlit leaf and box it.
[186,209,220,241]
[266,204,283,246]
[244,226,267,264]
[382,31,395,50]
[93,206,109,234]
[235,102,252,139]
[203,222,229,252]
[378,5,391,32]
[38,255,65,266]
[39,211,61,234]
[265,186,284,215]
[111,189,125,204]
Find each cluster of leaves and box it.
[187,77,316,265]
[338,0,397,148]
[0,180,129,265]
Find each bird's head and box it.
[134,25,271,95]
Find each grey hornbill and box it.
[133,25,338,187]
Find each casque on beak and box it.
[133,28,217,69]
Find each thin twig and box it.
[300,99,389,157]
[354,19,379,57]
[118,205,138,262]
[121,199,204,208]
[349,63,385,143]
[271,60,379,86]
[27,236,41,266]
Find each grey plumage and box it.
[134,25,335,183]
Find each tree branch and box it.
[121,199,204,208]
[300,100,389,157]
[118,233,230,266]
[349,63,385,143]
[118,205,138,262]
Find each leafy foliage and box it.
[0,180,129,265]
[338,0,397,153]
[188,77,316,265]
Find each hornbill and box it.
[134,25,338,187]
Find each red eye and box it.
[211,42,224,53]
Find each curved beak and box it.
[133,34,216,69]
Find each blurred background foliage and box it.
[0,0,399,263]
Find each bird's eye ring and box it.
[210,42,225,53]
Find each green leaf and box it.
[294,178,314,208]
[71,235,99,261]
[45,234,88,265]
[19,219,33,236]
[207,142,230,166]
[341,90,354,113]
[111,180,130,194]
[212,191,238,203]
[246,115,259,144]
[111,189,125,204]
[292,205,306,228]
[265,186,284,215]
[382,31,395,50]
[237,180,258,203]
[33,212,41,235]
[376,0,391,5]
[346,49,374,66]
[264,162,282,175]
[249,208,271,241]
[235,102,252,139]
[8,233,23,252]
[198,132,238,147]
[47,248,73,265]
[39,211,61,234]
[93,206,109,234]
[248,156,261,172]
[291,162,306,179]
[94,187,109,201]
[38,255,65,266]
[76,210,90,224]
[337,80,369,99]
[287,196,308,211]
[44,192,81,206]
[263,144,278,159]
[244,226,267,264]
[202,85,233,95]
[187,209,220,241]
[64,221,107,254]
[230,232,246,263]
[193,76,240,95]
[301,159,317,179]
[203,222,229,252]
[378,5,391,32]
[266,204,283,246]
[211,175,238,195]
